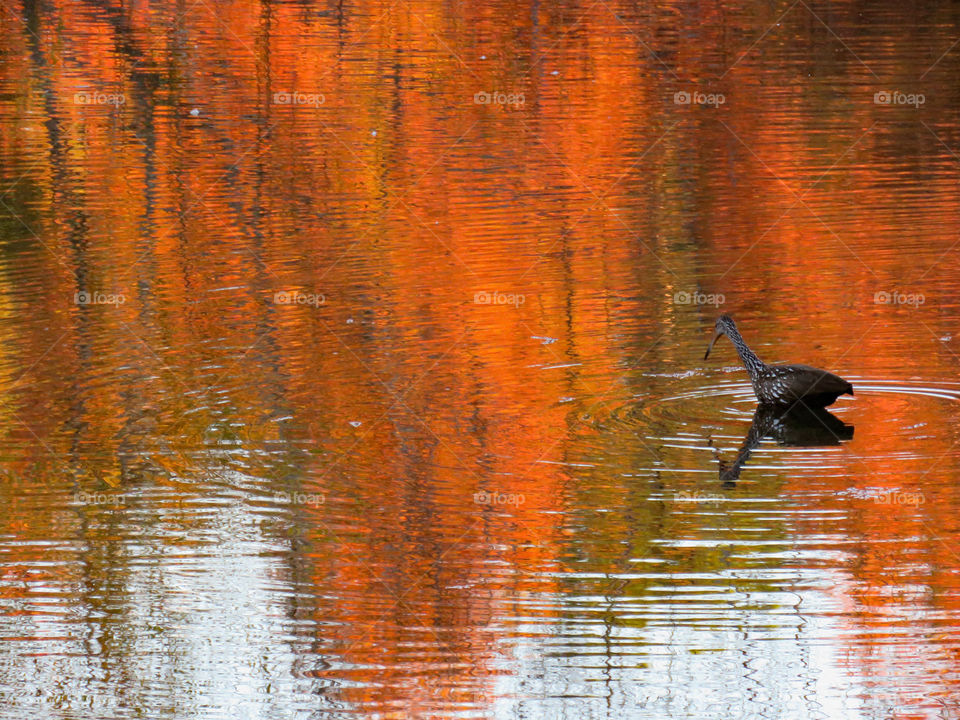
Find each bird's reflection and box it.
[714,403,854,485]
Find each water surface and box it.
[0,0,959,717]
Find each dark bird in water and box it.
[704,315,854,407]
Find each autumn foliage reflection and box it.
[0,0,958,715]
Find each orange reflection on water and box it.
[0,0,958,717]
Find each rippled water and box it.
[1,0,959,717]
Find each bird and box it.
[703,314,853,407]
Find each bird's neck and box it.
[727,326,766,379]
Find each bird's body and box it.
[704,315,853,408]
[746,363,853,406]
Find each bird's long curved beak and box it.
[704,331,722,360]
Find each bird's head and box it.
[704,314,737,360]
